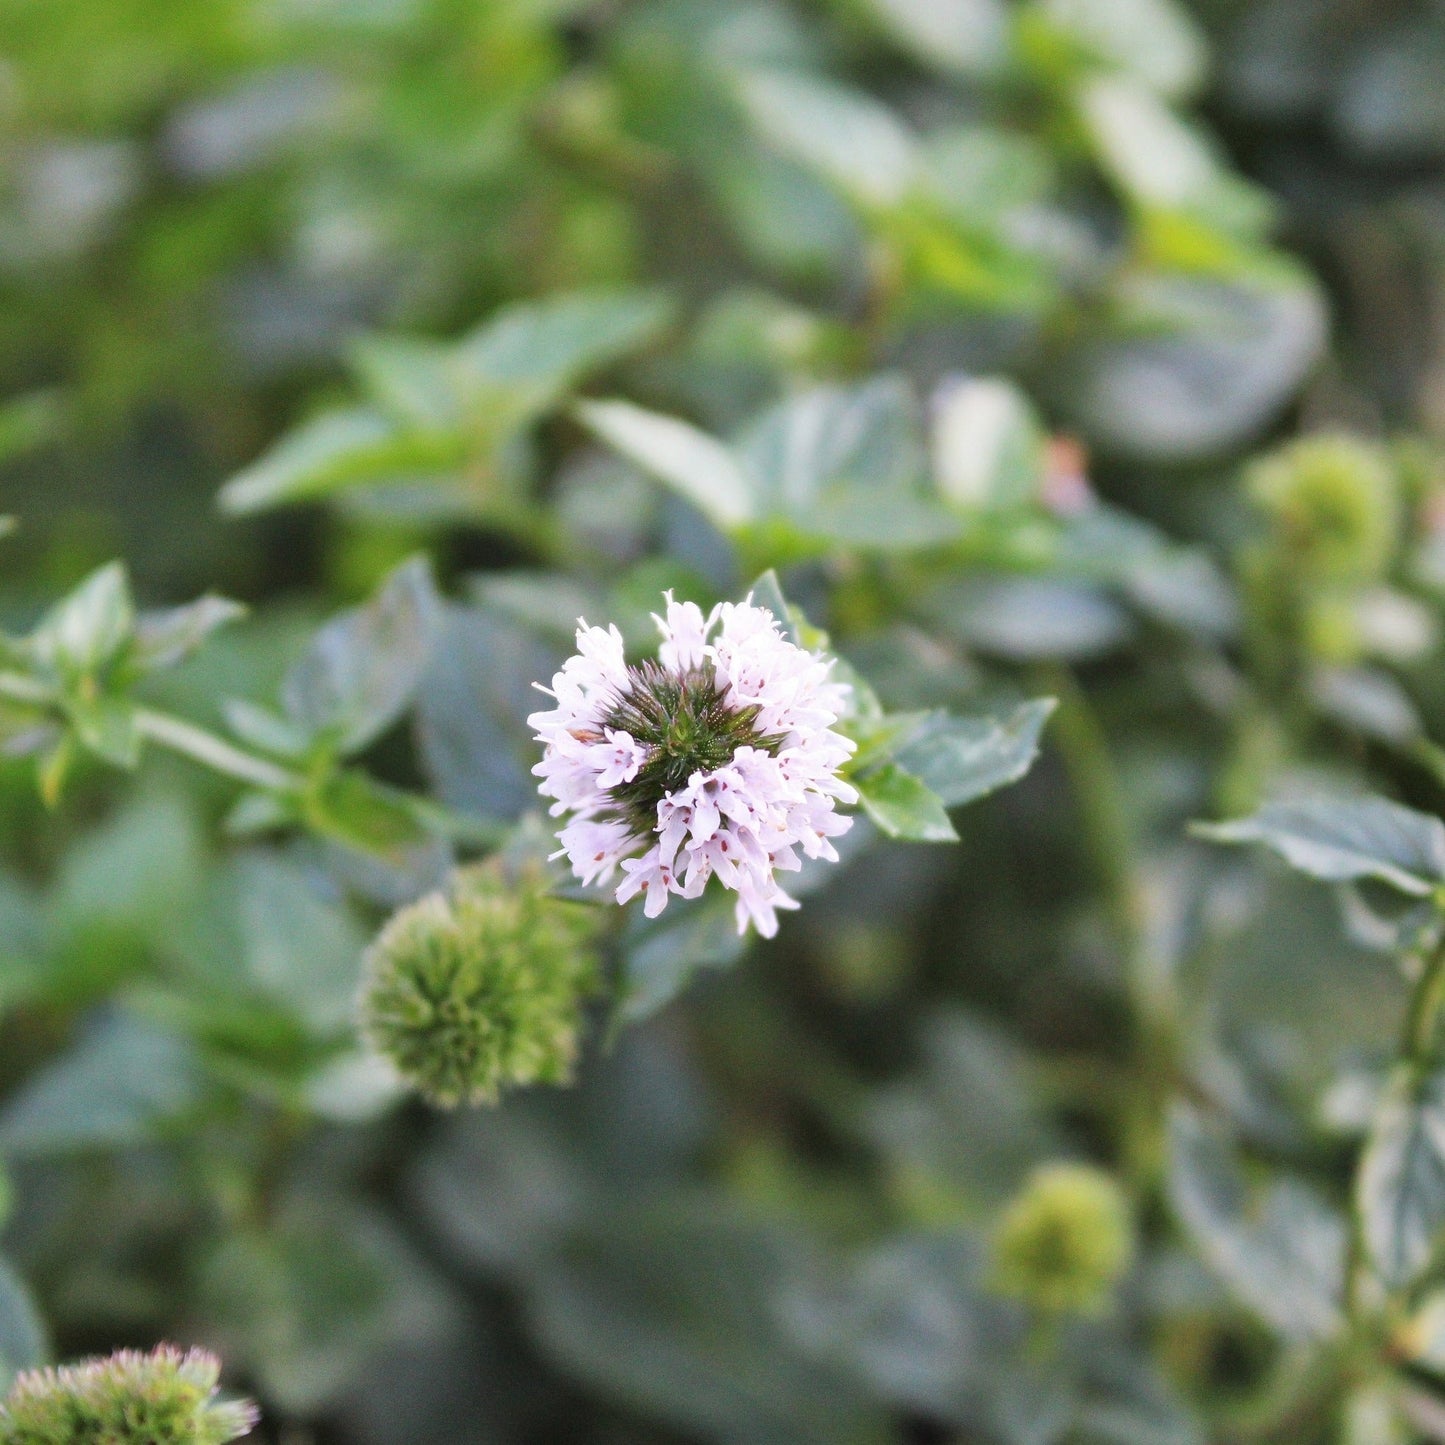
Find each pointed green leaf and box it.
[856,763,959,842]
[576,400,755,530]
[894,699,1055,808]
[218,408,465,515]
[1195,794,1445,897]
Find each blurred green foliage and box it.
[6,0,1445,1442]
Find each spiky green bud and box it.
[360,857,601,1108]
[1248,434,1400,584]
[990,1163,1133,1317]
[0,1345,257,1445]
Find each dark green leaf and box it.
[0,1257,45,1393]
[282,556,443,755]
[0,1013,205,1155]
[1358,1066,1445,1290]
[1195,794,1445,896]
[1167,1106,1344,1340]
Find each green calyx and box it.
[599,661,784,833]
[0,1346,257,1445]
[989,1163,1133,1317]
[360,857,601,1108]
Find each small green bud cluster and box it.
[1248,434,1400,585]
[990,1163,1133,1317]
[360,857,601,1108]
[0,1345,257,1445]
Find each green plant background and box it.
[4,0,1445,1441]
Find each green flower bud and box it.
[0,1345,257,1445]
[360,858,601,1108]
[990,1163,1133,1317]
[1247,434,1400,584]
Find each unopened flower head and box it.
[360,857,600,1108]
[990,1163,1133,1317]
[529,593,858,938]
[0,1345,257,1445]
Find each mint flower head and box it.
[360,857,601,1107]
[529,593,858,938]
[0,1345,257,1445]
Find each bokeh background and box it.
[3,0,1445,1441]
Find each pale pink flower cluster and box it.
[529,594,858,937]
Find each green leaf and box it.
[1050,268,1326,464]
[894,700,1055,808]
[173,853,369,1039]
[1041,0,1207,99]
[0,1257,45,1393]
[576,399,756,530]
[197,1201,450,1416]
[455,288,673,394]
[0,1013,205,1155]
[525,1201,891,1445]
[281,556,443,755]
[855,763,959,842]
[619,894,748,1025]
[1194,794,1445,897]
[863,0,1010,78]
[29,562,135,679]
[936,576,1133,661]
[734,378,959,550]
[1167,1106,1344,1341]
[67,697,141,768]
[734,68,918,208]
[1358,1066,1445,1290]
[1078,76,1271,236]
[132,594,247,673]
[0,389,63,466]
[931,376,1046,512]
[217,408,465,516]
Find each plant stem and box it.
[1042,665,1176,1192]
[134,709,299,792]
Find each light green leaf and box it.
[1194,794,1445,897]
[0,1257,45,1393]
[865,0,1010,77]
[1167,1105,1344,1340]
[68,696,141,768]
[30,562,135,679]
[931,376,1046,512]
[132,594,247,673]
[1358,1066,1445,1290]
[734,68,918,208]
[281,556,443,755]
[218,408,464,515]
[856,764,959,842]
[576,399,755,530]
[0,1013,205,1155]
[894,700,1055,809]
[1042,0,1207,99]
[455,288,673,393]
